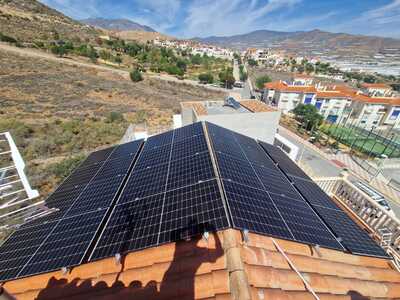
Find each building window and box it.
[390,110,400,120]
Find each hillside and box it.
[0,0,99,42]
[0,47,224,198]
[81,18,155,32]
[195,29,400,55]
[114,30,173,42]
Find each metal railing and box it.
[314,174,400,267]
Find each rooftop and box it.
[181,99,276,116]
[4,230,400,300]
[0,122,398,299]
[361,83,392,89]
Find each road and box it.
[278,126,400,218]
[0,42,230,93]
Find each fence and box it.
[314,175,400,268]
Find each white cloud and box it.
[181,0,302,37]
[333,0,400,38]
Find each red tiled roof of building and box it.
[316,91,349,98]
[3,229,400,299]
[239,100,276,112]
[264,81,317,93]
[361,83,392,89]
[181,101,208,116]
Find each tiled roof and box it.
[265,81,400,105]
[239,100,276,112]
[361,83,392,89]
[4,229,400,300]
[264,81,317,93]
[316,91,349,98]
[181,101,208,116]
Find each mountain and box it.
[195,29,400,56]
[81,18,155,32]
[0,0,99,42]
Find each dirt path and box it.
[0,42,228,92]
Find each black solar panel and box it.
[90,123,230,261]
[260,141,311,180]
[0,140,143,281]
[258,139,389,258]
[207,123,343,251]
[0,122,390,282]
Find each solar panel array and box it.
[0,122,389,282]
[259,141,388,258]
[90,122,230,261]
[0,140,143,281]
[207,123,344,251]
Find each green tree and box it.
[130,68,143,82]
[198,73,214,84]
[293,104,323,131]
[106,111,125,123]
[305,63,314,74]
[255,75,272,90]
[247,59,258,66]
[50,45,68,57]
[219,68,235,88]
[190,54,202,65]
[176,59,187,72]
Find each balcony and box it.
[314,174,400,270]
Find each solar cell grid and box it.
[171,135,208,160]
[291,177,340,210]
[167,152,215,191]
[270,194,343,249]
[315,207,388,257]
[0,221,57,281]
[90,193,164,260]
[158,179,229,244]
[119,162,169,202]
[108,140,142,159]
[222,180,293,239]
[173,121,203,142]
[65,176,125,217]
[79,146,115,168]
[144,131,173,149]
[216,152,263,190]
[259,141,311,180]
[134,143,171,169]
[18,210,107,277]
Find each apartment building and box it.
[265,78,400,129]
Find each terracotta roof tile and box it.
[3,230,400,299]
[181,101,208,116]
[361,83,391,89]
[239,100,276,112]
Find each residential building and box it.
[180,98,281,143]
[264,79,400,129]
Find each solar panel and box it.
[0,122,390,282]
[207,122,343,251]
[258,139,389,258]
[259,141,311,180]
[90,123,230,261]
[0,140,143,280]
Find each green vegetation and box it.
[255,75,272,90]
[219,67,235,88]
[48,154,85,179]
[293,104,323,131]
[239,65,248,81]
[0,32,17,44]
[130,68,143,82]
[198,73,214,84]
[247,59,258,66]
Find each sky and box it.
[39,0,400,39]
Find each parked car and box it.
[354,181,393,213]
[233,81,244,88]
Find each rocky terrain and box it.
[0,0,99,42]
[81,18,155,32]
[0,47,224,197]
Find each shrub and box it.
[198,73,214,84]
[0,32,17,44]
[130,68,143,82]
[255,75,272,90]
[106,112,125,123]
[247,59,258,66]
